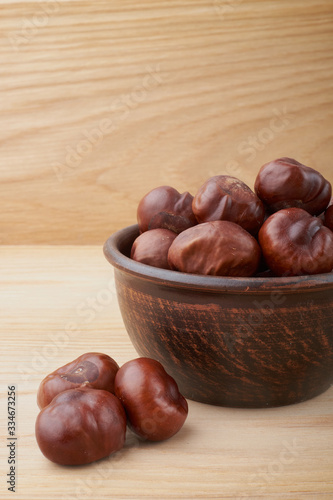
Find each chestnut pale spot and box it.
[37,352,119,409]
[61,360,99,384]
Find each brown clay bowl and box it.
[103,224,333,408]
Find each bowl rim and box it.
[103,224,333,294]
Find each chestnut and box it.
[37,352,119,409]
[131,228,177,269]
[137,185,197,234]
[324,203,333,232]
[167,220,261,277]
[258,207,333,276]
[114,357,188,442]
[254,157,332,216]
[35,388,127,465]
[192,175,265,235]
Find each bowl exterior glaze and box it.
[104,225,333,408]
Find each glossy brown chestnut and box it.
[137,185,197,234]
[37,352,119,409]
[168,220,261,277]
[114,357,188,441]
[192,175,265,235]
[324,204,333,231]
[35,388,127,465]
[131,228,177,269]
[254,157,332,215]
[258,207,333,276]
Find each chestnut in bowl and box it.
[192,175,265,235]
[254,157,332,215]
[167,220,261,277]
[103,225,333,408]
[131,228,177,270]
[258,207,333,277]
[137,185,197,234]
[324,204,333,231]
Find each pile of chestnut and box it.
[35,353,188,465]
[131,158,333,277]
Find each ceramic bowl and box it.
[103,224,333,408]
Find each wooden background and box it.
[1,0,333,244]
[1,2,333,499]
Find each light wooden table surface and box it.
[1,0,333,244]
[0,246,332,500]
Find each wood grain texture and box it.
[0,245,333,499]
[1,0,333,243]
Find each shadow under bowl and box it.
[103,224,333,408]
